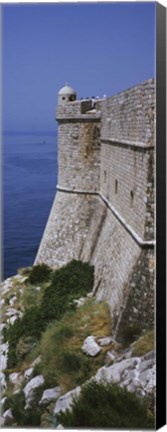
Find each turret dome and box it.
[58,83,77,105]
[58,84,76,95]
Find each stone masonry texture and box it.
[35,79,155,333]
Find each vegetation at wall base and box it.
[40,299,111,390]
[58,380,155,429]
[4,260,94,368]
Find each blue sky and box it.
[2,2,156,132]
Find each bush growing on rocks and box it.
[28,263,52,284]
[41,260,94,322]
[5,260,94,368]
[58,380,155,429]
[3,386,44,427]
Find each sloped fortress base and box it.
[35,80,155,333]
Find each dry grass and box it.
[132,330,154,357]
[40,298,112,392]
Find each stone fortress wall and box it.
[35,79,155,335]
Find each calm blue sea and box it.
[2,132,57,279]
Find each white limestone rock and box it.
[9,372,20,385]
[3,408,14,423]
[0,343,8,371]
[106,351,115,362]
[7,315,18,325]
[98,336,114,346]
[0,396,7,407]
[95,357,140,384]
[9,372,23,390]
[5,308,18,317]
[39,386,61,405]
[9,295,17,306]
[0,372,7,393]
[1,277,13,294]
[24,367,34,381]
[23,375,45,409]
[95,351,155,397]
[53,386,81,415]
[73,297,86,307]
[86,292,93,298]
[82,336,101,357]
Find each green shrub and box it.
[5,306,45,367]
[58,380,155,429]
[3,391,26,425]
[28,263,52,284]
[41,260,94,322]
[5,260,94,368]
[4,386,44,427]
[16,336,38,361]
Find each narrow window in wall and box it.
[115,179,118,194]
[130,190,134,208]
[104,170,106,183]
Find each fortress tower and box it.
[35,79,155,336]
[56,84,101,193]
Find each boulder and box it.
[0,343,8,371]
[53,386,81,415]
[95,357,140,384]
[86,292,93,298]
[106,351,115,362]
[5,308,19,317]
[39,386,61,406]
[73,297,86,308]
[9,372,23,390]
[0,396,7,407]
[97,337,113,346]
[24,367,34,381]
[23,375,45,409]
[95,352,155,397]
[9,296,17,306]
[9,372,20,385]
[3,408,14,424]
[7,315,18,325]
[82,336,101,357]
[0,372,7,393]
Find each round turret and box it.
[58,83,77,105]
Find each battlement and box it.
[56,99,101,121]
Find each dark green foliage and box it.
[117,321,142,346]
[28,263,52,284]
[4,388,43,427]
[6,307,45,367]
[41,260,94,322]
[5,260,94,368]
[58,380,155,429]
